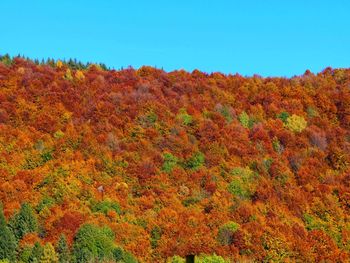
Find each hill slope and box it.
[0,56,350,262]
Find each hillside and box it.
[0,55,350,262]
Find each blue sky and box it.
[1,0,349,76]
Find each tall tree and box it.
[9,203,38,240]
[40,243,58,263]
[29,242,43,263]
[0,203,17,261]
[56,234,70,263]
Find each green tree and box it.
[9,203,38,240]
[56,234,70,263]
[72,224,115,262]
[183,152,205,171]
[113,247,138,263]
[40,243,58,263]
[238,111,250,128]
[177,108,193,125]
[0,204,17,262]
[162,153,179,173]
[29,242,43,263]
[19,246,32,263]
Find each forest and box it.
[0,54,349,262]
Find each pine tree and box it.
[9,203,38,240]
[40,243,58,263]
[56,234,70,263]
[29,242,43,263]
[0,204,17,261]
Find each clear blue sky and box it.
[1,0,349,76]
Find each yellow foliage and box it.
[61,111,72,122]
[64,69,73,81]
[75,70,85,81]
[56,60,63,68]
[285,114,307,133]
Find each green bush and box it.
[162,153,179,173]
[238,111,250,128]
[150,225,162,249]
[37,196,55,213]
[183,152,205,171]
[227,167,257,200]
[177,108,193,125]
[277,111,289,123]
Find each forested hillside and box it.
[0,55,350,262]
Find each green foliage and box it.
[307,106,318,118]
[40,243,58,263]
[227,180,250,199]
[216,104,233,123]
[223,221,239,232]
[272,137,283,154]
[56,234,70,263]
[0,204,17,262]
[90,199,121,215]
[9,203,38,240]
[146,110,158,124]
[263,158,273,173]
[217,221,240,245]
[113,247,138,263]
[0,54,12,66]
[19,246,32,263]
[285,114,307,133]
[183,152,205,171]
[37,197,55,214]
[138,110,158,128]
[29,242,43,263]
[238,111,250,128]
[227,167,257,200]
[72,224,115,262]
[177,108,193,125]
[167,255,185,263]
[303,213,342,246]
[277,111,290,123]
[150,226,162,249]
[162,153,179,173]
[53,130,65,139]
[197,254,230,263]
[40,150,53,163]
[182,196,201,207]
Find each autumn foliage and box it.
[0,55,350,262]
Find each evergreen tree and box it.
[56,234,70,263]
[19,246,32,263]
[72,224,115,262]
[0,204,17,261]
[9,202,38,240]
[40,243,58,263]
[29,242,43,263]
